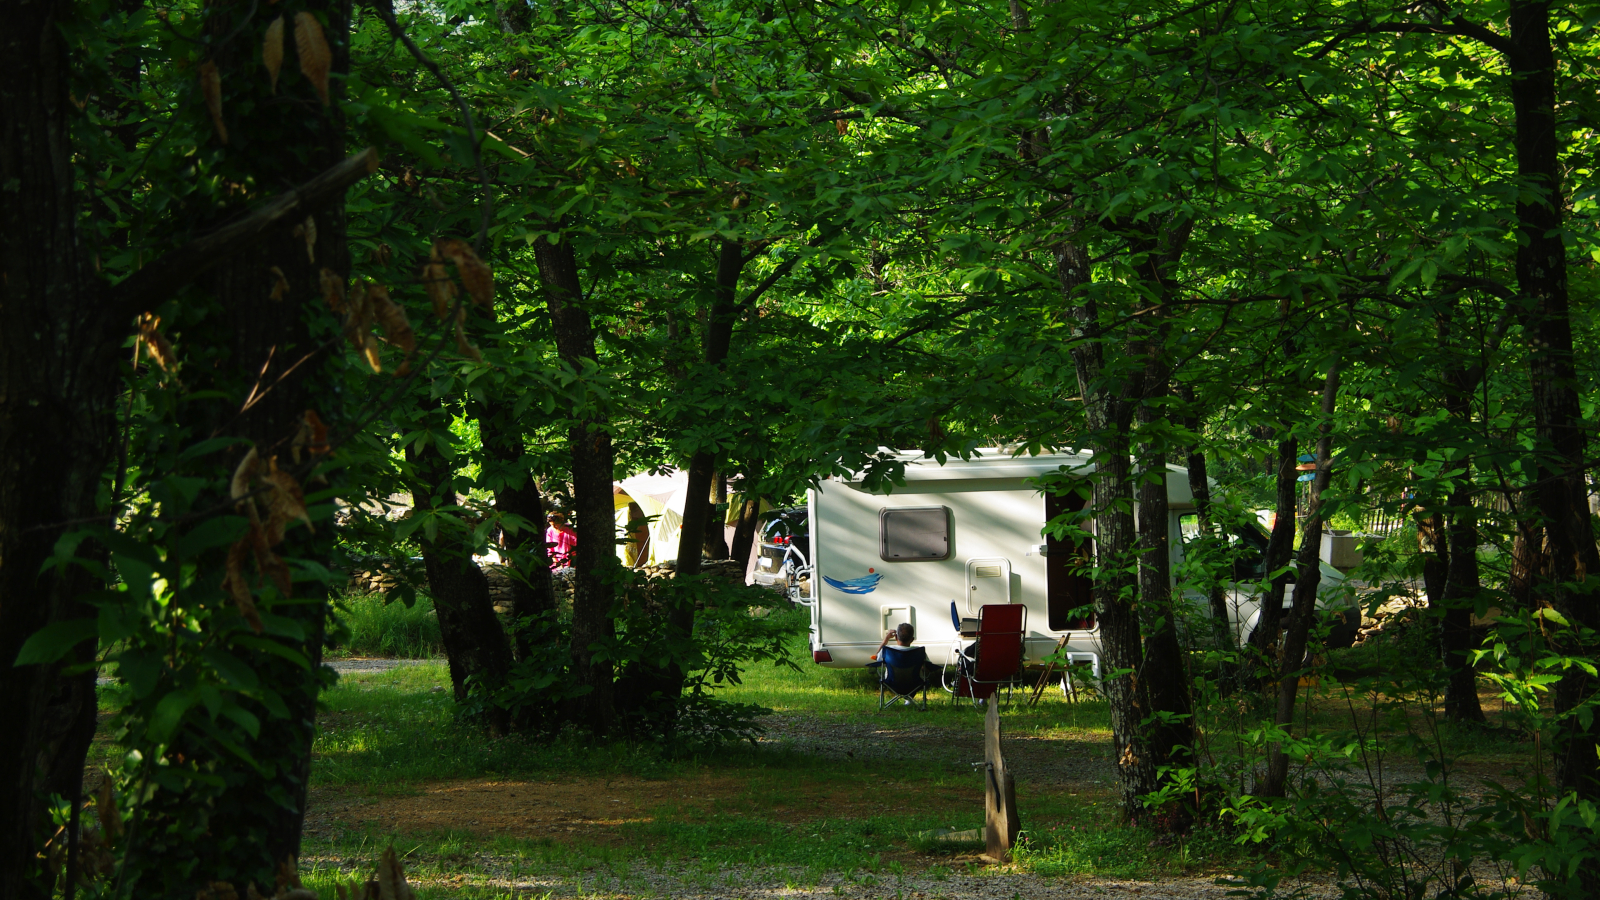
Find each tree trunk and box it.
[1418,508,1450,610]
[1440,477,1486,723]
[1057,241,1157,822]
[0,2,117,895]
[1262,360,1340,797]
[534,236,617,734]
[476,394,557,662]
[729,462,765,571]
[153,0,356,882]
[1178,389,1234,669]
[1506,0,1600,809]
[1137,386,1196,804]
[704,471,730,560]
[403,403,514,733]
[1250,437,1299,671]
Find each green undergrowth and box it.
[328,592,444,659]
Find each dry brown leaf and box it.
[268,266,290,302]
[453,318,484,364]
[276,857,303,894]
[320,267,345,313]
[223,537,265,634]
[95,782,120,843]
[263,16,285,94]
[295,12,332,105]
[369,285,416,355]
[230,447,262,503]
[137,313,178,371]
[199,61,227,144]
[360,332,382,373]
[292,215,317,263]
[290,410,330,465]
[377,846,414,900]
[420,262,456,320]
[433,238,494,308]
[263,457,313,545]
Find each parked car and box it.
[752,507,809,588]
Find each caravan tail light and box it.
[812,648,833,663]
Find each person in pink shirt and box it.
[545,512,578,570]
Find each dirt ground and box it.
[303,770,991,846]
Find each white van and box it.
[801,450,1354,672]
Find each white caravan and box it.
[801,450,1354,672]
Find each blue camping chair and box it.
[870,644,931,710]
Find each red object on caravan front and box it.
[812,648,833,664]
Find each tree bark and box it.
[1137,386,1196,802]
[534,236,617,734]
[704,471,730,560]
[729,462,765,572]
[1440,477,1486,723]
[1250,437,1299,669]
[1262,360,1340,797]
[0,3,117,895]
[1057,240,1157,822]
[1506,0,1600,808]
[1178,388,1233,664]
[476,390,558,662]
[403,403,514,733]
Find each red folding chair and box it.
[950,604,1026,707]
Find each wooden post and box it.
[982,702,1020,862]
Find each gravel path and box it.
[325,657,433,675]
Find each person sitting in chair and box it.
[870,623,931,709]
[873,622,917,660]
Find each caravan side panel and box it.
[808,477,1100,668]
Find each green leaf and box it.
[14,619,97,666]
[148,690,199,745]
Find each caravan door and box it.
[964,557,1012,614]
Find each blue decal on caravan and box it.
[823,573,882,594]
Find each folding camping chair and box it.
[949,604,1026,708]
[870,644,932,710]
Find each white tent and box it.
[617,471,688,567]
[613,470,761,569]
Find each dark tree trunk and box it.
[154,0,356,882]
[729,464,765,571]
[1178,388,1233,666]
[0,3,117,895]
[476,393,557,662]
[1250,437,1299,669]
[1506,0,1600,809]
[704,471,730,560]
[1137,386,1196,803]
[1440,477,1487,723]
[1262,361,1340,797]
[403,403,514,733]
[1057,240,1157,822]
[1419,509,1450,610]
[535,236,617,734]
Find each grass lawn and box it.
[298,624,1254,898]
[81,604,1541,898]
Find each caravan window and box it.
[879,507,950,560]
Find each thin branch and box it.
[369,0,495,251]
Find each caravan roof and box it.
[834,449,1197,506]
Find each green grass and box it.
[328,592,445,658]
[301,630,1251,893]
